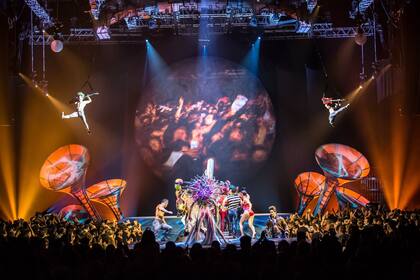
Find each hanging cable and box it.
[80,44,99,92]
[372,0,377,63]
[30,10,34,75]
[315,44,328,80]
[313,39,344,98]
[42,22,45,81]
[360,43,366,85]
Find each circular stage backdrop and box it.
[135,57,276,182]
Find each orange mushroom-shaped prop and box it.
[40,144,100,219]
[294,172,325,215]
[86,179,127,220]
[335,187,370,208]
[313,143,370,215]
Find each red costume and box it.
[218,195,228,231]
[243,201,255,217]
[322,97,333,105]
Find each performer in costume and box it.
[265,205,280,238]
[153,199,173,241]
[239,191,256,238]
[322,96,349,127]
[174,178,185,215]
[265,205,289,238]
[218,186,229,232]
[222,185,241,237]
[174,178,193,227]
[62,91,99,133]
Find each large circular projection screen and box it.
[135,57,276,182]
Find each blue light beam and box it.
[242,37,261,75]
[144,40,170,87]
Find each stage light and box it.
[257,36,261,40]
[96,26,110,40]
[50,39,63,53]
[148,19,157,29]
[355,26,367,46]
[145,39,149,43]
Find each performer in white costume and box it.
[322,96,349,127]
[62,92,99,133]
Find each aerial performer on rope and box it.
[62,91,99,134]
[321,89,349,127]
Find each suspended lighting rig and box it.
[29,22,379,45]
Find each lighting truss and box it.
[306,0,318,13]
[120,12,302,31]
[350,0,374,19]
[29,23,380,45]
[89,0,106,20]
[358,0,375,13]
[264,23,377,40]
[24,0,54,27]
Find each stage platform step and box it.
[125,213,290,243]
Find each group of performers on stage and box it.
[152,177,256,242]
[152,188,294,243]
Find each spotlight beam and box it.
[145,40,169,77]
[0,124,17,220]
[355,81,420,209]
[242,37,261,75]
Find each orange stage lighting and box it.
[46,94,73,113]
[0,110,17,220]
[355,91,420,209]
[18,73,48,96]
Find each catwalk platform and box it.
[126,213,291,246]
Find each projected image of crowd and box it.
[1,207,419,279]
[135,93,275,178]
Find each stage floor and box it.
[126,213,291,245]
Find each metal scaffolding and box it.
[29,23,379,45]
[350,0,375,19]
[24,0,54,28]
